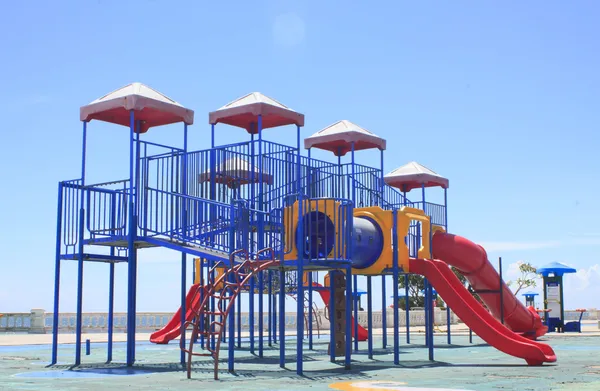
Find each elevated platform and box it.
[83,236,158,249]
[60,253,128,263]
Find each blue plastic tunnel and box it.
[351,216,384,269]
[297,212,384,269]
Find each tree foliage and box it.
[397,267,484,310]
[397,274,447,309]
[507,261,538,296]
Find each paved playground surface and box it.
[1,326,599,391]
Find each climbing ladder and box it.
[288,289,322,339]
[181,248,279,380]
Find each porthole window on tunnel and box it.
[298,211,336,259]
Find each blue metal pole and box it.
[211,124,215,148]
[392,210,400,365]
[380,149,384,206]
[126,110,136,366]
[258,115,265,358]
[180,123,188,366]
[403,186,410,345]
[273,288,277,344]
[425,280,429,349]
[422,184,434,361]
[228,201,236,373]
[379,150,387,349]
[308,271,313,350]
[306,149,313,351]
[107,251,115,363]
[351,142,356,203]
[337,154,342,198]
[85,339,90,356]
[382,275,387,348]
[237,290,242,348]
[296,124,304,376]
[81,121,87,181]
[74,120,87,366]
[51,182,63,365]
[248,127,256,355]
[405,274,410,344]
[180,253,187,366]
[329,271,335,363]
[249,279,255,354]
[367,276,373,359]
[444,187,451,344]
[344,267,352,369]
[353,275,358,351]
[268,271,273,346]
[279,268,285,368]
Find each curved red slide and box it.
[313,283,369,341]
[431,232,547,339]
[409,258,556,365]
[150,283,203,344]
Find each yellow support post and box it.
[194,258,201,285]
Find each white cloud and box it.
[563,264,600,309]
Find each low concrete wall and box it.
[1,308,459,334]
[2,307,594,334]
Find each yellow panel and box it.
[400,207,431,260]
[395,210,410,272]
[283,199,342,261]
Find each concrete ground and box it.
[1,322,599,391]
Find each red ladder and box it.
[181,248,279,380]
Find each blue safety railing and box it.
[60,179,83,256]
[411,201,446,227]
[59,179,131,257]
[86,180,129,237]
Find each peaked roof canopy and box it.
[384,161,449,191]
[521,291,539,297]
[80,82,194,133]
[209,92,305,134]
[304,120,386,156]
[198,157,274,188]
[537,262,577,277]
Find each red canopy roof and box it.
[304,120,386,156]
[80,82,194,133]
[208,92,304,133]
[384,161,449,191]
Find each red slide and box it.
[150,283,203,344]
[431,232,547,339]
[313,283,369,341]
[409,258,556,365]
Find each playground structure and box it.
[50,83,557,379]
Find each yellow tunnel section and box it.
[283,200,438,275]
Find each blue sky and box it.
[1,0,599,315]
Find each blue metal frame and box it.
[74,120,87,366]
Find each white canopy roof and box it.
[304,120,386,156]
[384,161,449,191]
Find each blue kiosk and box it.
[522,291,539,308]
[537,262,577,333]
